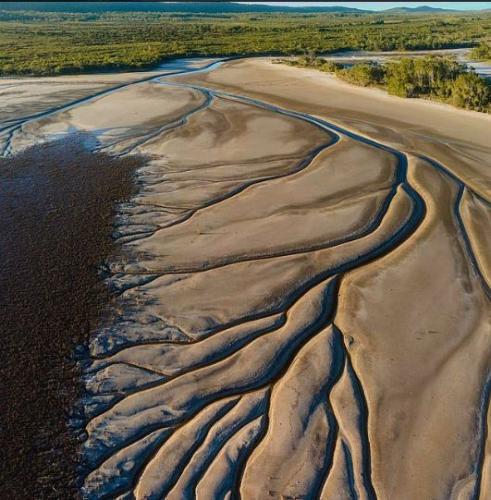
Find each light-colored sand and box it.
[3,58,489,499]
[173,58,491,201]
[460,188,491,289]
[7,83,208,155]
[127,138,393,273]
[0,58,220,155]
[0,71,170,128]
[337,156,490,499]
[0,58,219,131]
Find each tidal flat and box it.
[1,56,490,499]
[0,136,145,498]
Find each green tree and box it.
[470,42,491,61]
[452,72,490,110]
[338,63,385,86]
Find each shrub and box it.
[337,63,385,86]
[452,72,490,111]
[470,42,491,61]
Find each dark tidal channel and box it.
[0,137,142,499]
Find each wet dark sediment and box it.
[0,137,143,499]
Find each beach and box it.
[1,56,489,499]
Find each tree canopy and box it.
[0,9,490,76]
[283,55,491,112]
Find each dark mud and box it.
[0,137,143,499]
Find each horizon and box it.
[238,2,491,11]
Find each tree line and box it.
[0,9,490,76]
[284,54,490,112]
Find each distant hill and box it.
[0,2,484,15]
[0,2,368,14]
[384,6,457,13]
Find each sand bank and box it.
[174,58,491,201]
[1,57,489,499]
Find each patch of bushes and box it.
[452,71,490,110]
[470,42,491,61]
[337,63,385,86]
[285,55,491,111]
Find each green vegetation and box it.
[338,63,386,87]
[0,9,490,76]
[451,72,491,109]
[470,42,491,61]
[282,55,490,112]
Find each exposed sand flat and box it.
[0,58,219,130]
[460,188,491,289]
[7,83,207,155]
[2,58,489,499]
[336,156,490,499]
[135,95,329,164]
[0,70,177,134]
[121,95,333,217]
[0,58,220,155]
[322,360,374,500]
[73,62,491,499]
[0,80,110,126]
[173,58,491,201]
[480,402,491,500]
[127,139,395,273]
[110,185,411,336]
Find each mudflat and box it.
[0,138,144,498]
[1,57,489,499]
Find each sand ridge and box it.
[1,57,489,499]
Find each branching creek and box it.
[2,57,490,500]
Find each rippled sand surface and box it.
[1,58,490,499]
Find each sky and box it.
[239,2,491,10]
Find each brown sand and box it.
[1,58,489,499]
[173,58,491,201]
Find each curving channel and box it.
[2,58,490,500]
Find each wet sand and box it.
[175,58,491,200]
[0,137,143,498]
[0,58,489,499]
[0,67,192,129]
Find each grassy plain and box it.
[1,9,490,75]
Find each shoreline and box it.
[0,54,489,498]
[2,54,489,125]
[272,59,491,118]
[173,58,490,200]
[72,59,490,498]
